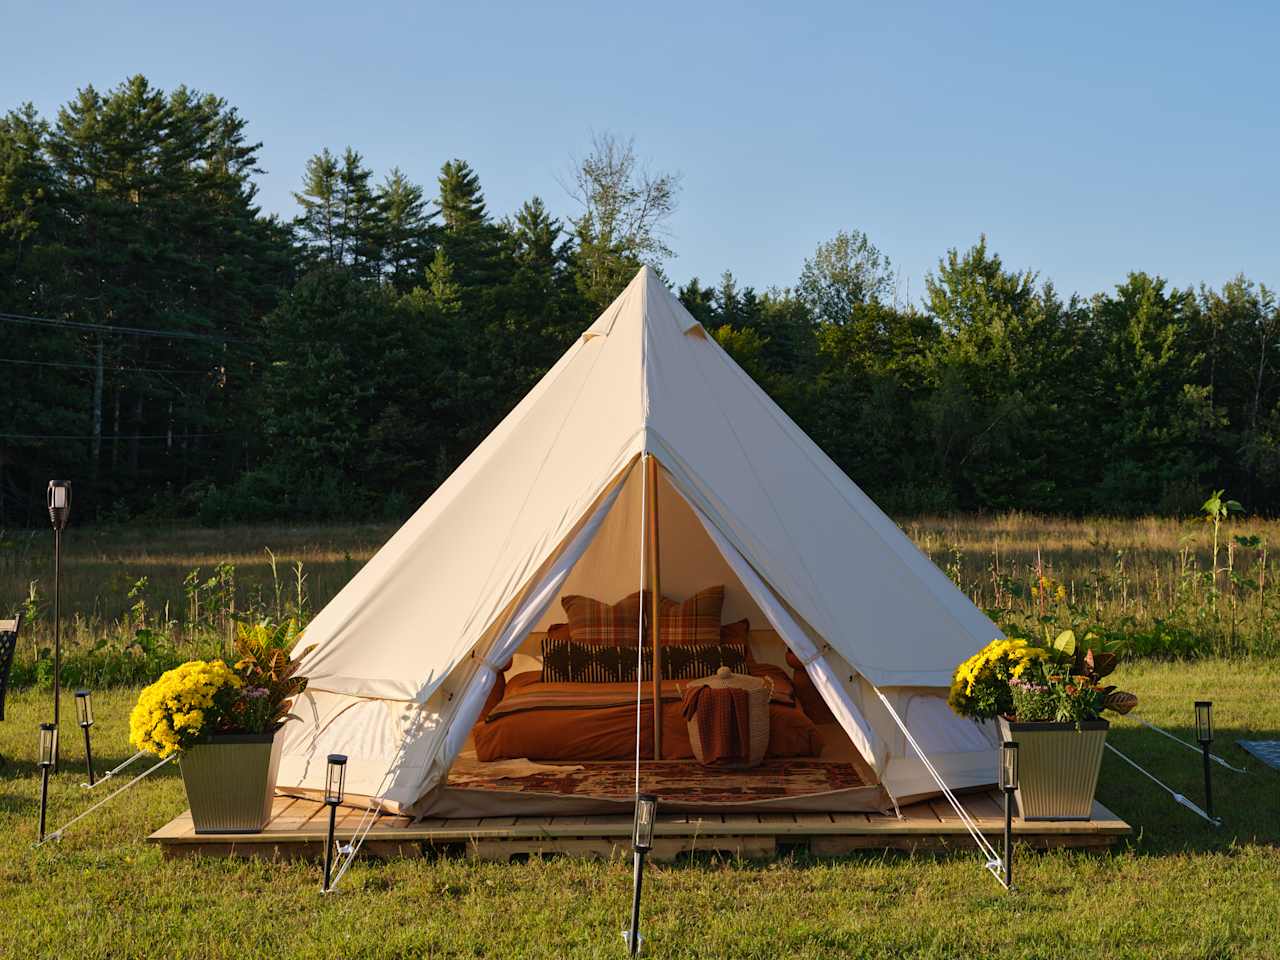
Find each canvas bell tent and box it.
[279,266,1001,816]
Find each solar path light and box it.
[75,690,95,786]
[322,754,347,892]
[47,480,71,772]
[1195,701,1215,823]
[38,723,57,842]
[626,793,658,956]
[999,740,1019,890]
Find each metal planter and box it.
[998,717,1108,821]
[179,732,283,834]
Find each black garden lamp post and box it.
[75,690,95,786]
[626,793,658,957]
[322,754,347,892]
[999,740,1019,890]
[47,480,71,772]
[1195,701,1214,823]
[37,723,57,842]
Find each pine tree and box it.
[378,168,435,291]
[437,159,486,229]
[293,149,341,263]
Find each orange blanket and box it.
[474,666,822,762]
[681,685,751,764]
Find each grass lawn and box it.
[0,660,1277,959]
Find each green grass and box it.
[1,661,1278,959]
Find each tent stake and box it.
[647,455,663,760]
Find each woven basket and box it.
[685,666,771,767]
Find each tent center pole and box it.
[647,455,663,760]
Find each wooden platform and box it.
[148,792,1130,861]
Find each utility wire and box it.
[0,309,256,344]
[0,356,214,375]
[0,432,223,441]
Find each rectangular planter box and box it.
[998,717,1108,821]
[179,732,283,834]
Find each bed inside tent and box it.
[276,267,1002,821]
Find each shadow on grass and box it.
[1100,722,1278,854]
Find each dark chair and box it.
[0,612,20,724]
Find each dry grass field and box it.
[3,511,1276,676]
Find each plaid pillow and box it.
[560,591,648,646]
[658,586,725,645]
[662,641,748,679]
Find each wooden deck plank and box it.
[150,797,1131,852]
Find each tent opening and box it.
[420,456,889,818]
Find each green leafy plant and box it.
[231,619,315,729]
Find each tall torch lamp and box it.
[47,480,71,773]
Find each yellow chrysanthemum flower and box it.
[129,660,241,757]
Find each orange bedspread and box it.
[473,666,824,762]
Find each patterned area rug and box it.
[1237,741,1280,771]
[448,758,866,803]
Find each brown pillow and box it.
[720,618,750,645]
[561,591,647,646]
[658,586,724,645]
[480,670,506,720]
[547,622,572,644]
[785,649,836,724]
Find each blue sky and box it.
[3,1,1276,302]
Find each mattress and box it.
[472,665,824,762]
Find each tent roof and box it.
[298,267,997,701]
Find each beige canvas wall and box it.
[531,463,767,631]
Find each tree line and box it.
[1,75,1276,525]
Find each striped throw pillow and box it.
[662,640,748,679]
[541,634,633,683]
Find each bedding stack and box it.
[471,586,825,763]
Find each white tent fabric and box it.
[280,266,1001,811]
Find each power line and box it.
[0,309,256,344]
[0,432,223,441]
[0,357,214,375]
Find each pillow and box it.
[720,618,750,645]
[662,640,748,679]
[541,633,634,683]
[504,652,542,682]
[658,586,724,645]
[561,591,647,646]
